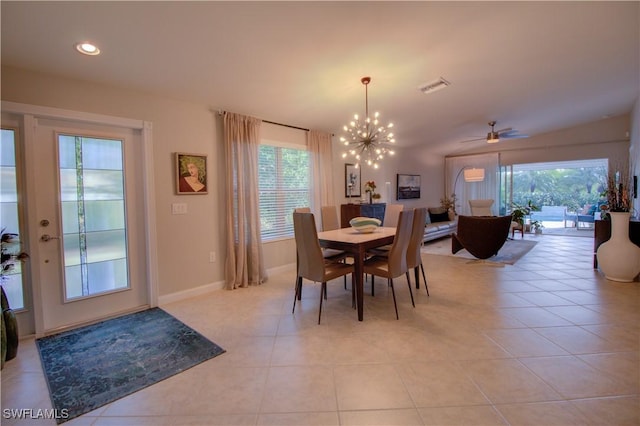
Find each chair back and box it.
[469,199,494,216]
[293,212,325,282]
[294,207,311,213]
[386,209,414,277]
[321,206,340,231]
[407,207,427,269]
[383,204,404,227]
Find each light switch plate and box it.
[172,203,187,215]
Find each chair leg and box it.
[406,277,415,308]
[371,275,375,297]
[318,282,326,324]
[389,279,399,320]
[297,276,303,300]
[292,276,302,314]
[405,271,412,289]
[414,267,420,289]
[420,263,429,296]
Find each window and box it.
[0,128,25,309]
[258,143,310,241]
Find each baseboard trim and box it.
[158,262,296,305]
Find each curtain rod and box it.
[218,110,309,132]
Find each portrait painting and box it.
[345,163,361,198]
[175,152,208,194]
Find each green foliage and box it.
[511,167,607,211]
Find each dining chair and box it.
[383,204,404,227]
[292,212,354,324]
[321,205,352,290]
[405,207,429,295]
[364,209,415,319]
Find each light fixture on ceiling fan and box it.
[460,121,529,144]
[486,121,500,143]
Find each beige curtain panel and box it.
[223,112,267,289]
[308,130,335,211]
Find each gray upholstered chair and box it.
[364,209,415,319]
[406,207,429,295]
[383,204,404,227]
[292,212,354,324]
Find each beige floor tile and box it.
[257,412,339,425]
[397,360,489,407]
[532,326,614,354]
[483,328,569,357]
[520,356,624,399]
[571,396,640,426]
[339,408,424,425]
[333,364,413,411]
[260,365,337,413]
[499,306,573,327]
[495,400,590,425]
[417,405,507,425]
[461,358,562,403]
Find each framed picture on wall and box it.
[397,174,421,200]
[175,152,208,194]
[345,163,361,198]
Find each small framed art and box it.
[175,152,208,194]
[345,163,361,198]
[397,174,421,200]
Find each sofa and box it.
[423,207,458,242]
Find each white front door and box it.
[31,117,150,333]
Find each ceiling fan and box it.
[460,121,529,143]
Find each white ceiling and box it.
[2,1,639,156]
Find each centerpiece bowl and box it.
[349,217,381,233]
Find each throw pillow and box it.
[429,211,450,223]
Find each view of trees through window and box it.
[511,160,608,212]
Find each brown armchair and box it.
[452,215,513,260]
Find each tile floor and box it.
[2,234,639,425]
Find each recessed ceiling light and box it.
[75,42,100,56]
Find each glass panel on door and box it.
[58,135,129,301]
[0,128,25,309]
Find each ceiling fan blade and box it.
[459,136,485,143]
[496,127,512,134]
[501,133,529,139]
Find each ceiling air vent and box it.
[419,77,450,94]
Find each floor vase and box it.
[596,212,640,282]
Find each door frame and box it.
[2,101,159,337]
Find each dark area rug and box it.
[36,307,225,424]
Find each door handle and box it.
[40,234,60,242]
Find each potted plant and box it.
[1,228,28,369]
[531,219,544,234]
[511,200,540,233]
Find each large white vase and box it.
[596,212,640,282]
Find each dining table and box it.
[317,226,396,321]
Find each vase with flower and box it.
[596,167,640,282]
[364,181,379,204]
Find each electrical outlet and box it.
[209,251,216,263]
